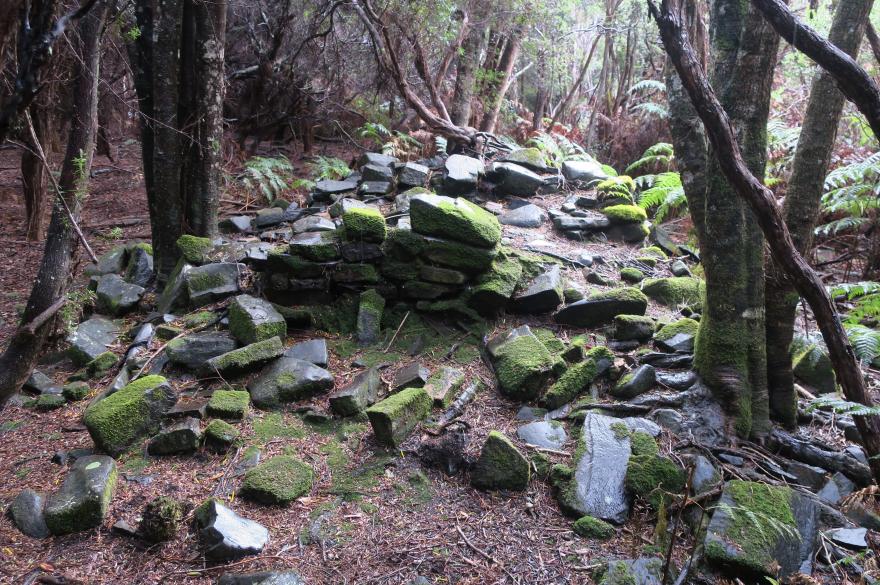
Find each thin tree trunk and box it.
[549,35,600,130]
[0,0,108,406]
[651,0,880,486]
[450,3,486,127]
[765,0,873,429]
[21,105,48,241]
[479,29,522,133]
[866,23,880,64]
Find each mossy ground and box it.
[206,389,250,420]
[240,455,315,505]
[625,432,685,509]
[573,515,615,539]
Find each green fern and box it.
[526,132,598,167]
[625,142,674,176]
[308,156,351,182]
[596,175,635,200]
[240,156,294,202]
[807,394,880,417]
[635,172,688,221]
[829,281,880,325]
[816,152,880,236]
[629,79,666,94]
[630,102,669,120]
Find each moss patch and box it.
[542,346,612,409]
[625,432,685,509]
[240,455,314,505]
[63,381,90,401]
[573,515,615,539]
[139,496,184,543]
[410,195,501,248]
[176,234,213,264]
[343,207,387,243]
[602,204,647,224]
[204,419,239,452]
[620,267,645,284]
[654,318,699,341]
[470,431,530,491]
[366,387,431,447]
[493,333,555,401]
[641,277,704,309]
[206,390,250,420]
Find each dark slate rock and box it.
[359,181,394,196]
[499,203,545,228]
[292,215,336,234]
[691,455,719,494]
[398,162,430,188]
[247,357,334,409]
[67,316,119,366]
[510,264,563,313]
[24,370,54,394]
[328,197,375,218]
[561,159,608,184]
[490,162,544,197]
[553,215,610,231]
[10,489,49,538]
[827,527,867,550]
[392,362,430,392]
[217,571,306,585]
[650,408,683,433]
[341,242,384,263]
[670,259,691,277]
[186,263,244,308]
[517,420,567,450]
[166,331,238,369]
[638,352,693,369]
[786,461,828,492]
[85,246,127,276]
[361,163,394,182]
[329,367,381,416]
[818,472,855,505]
[147,418,202,455]
[656,332,695,354]
[284,339,329,367]
[314,179,357,196]
[95,273,145,316]
[195,500,268,561]
[443,154,483,194]
[554,289,648,327]
[44,455,117,535]
[358,152,398,168]
[229,294,286,345]
[124,246,154,287]
[253,208,287,229]
[655,369,696,390]
[220,216,254,234]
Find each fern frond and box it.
[629,79,666,94]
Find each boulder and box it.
[398,162,430,188]
[84,375,177,456]
[205,420,240,453]
[410,194,501,248]
[358,152,398,168]
[240,455,314,505]
[24,370,54,394]
[490,162,544,197]
[85,246,128,276]
[185,262,245,308]
[292,215,335,234]
[356,289,385,344]
[640,277,704,310]
[654,318,699,353]
[229,295,287,345]
[204,337,285,377]
[555,287,649,327]
[443,154,483,194]
[246,356,334,408]
[792,340,836,394]
[499,203,545,228]
[610,365,656,400]
[510,264,564,313]
[10,489,49,538]
[67,316,119,366]
[486,326,555,401]
[284,339,328,367]
[44,455,117,535]
[166,331,238,369]
[220,215,254,233]
[655,370,697,390]
[517,420,567,450]
[561,159,609,184]
[124,246,153,287]
[343,207,387,243]
[501,147,552,173]
[139,496,185,543]
[206,390,251,420]
[361,163,394,182]
[423,366,465,407]
[612,315,655,342]
[471,431,530,491]
[392,362,430,392]
[313,179,357,199]
[599,558,664,585]
[147,417,202,455]
[194,499,269,560]
[366,387,432,447]
[329,367,381,416]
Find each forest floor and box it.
[0,140,855,585]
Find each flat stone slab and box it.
[68,316,119,366]
[218,571,306,585]
[247,356,334,408]
[166,331,238,369]
[195,500,269,561]
[517,420,567,450]
[499,203,545,228]
[284,339,329,367]
[329,367,381,416]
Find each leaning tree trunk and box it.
[765,0,873,429]
[479,29,522,134]
[0,0,108,406]
[21,105,49,241]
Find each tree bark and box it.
[21,105,48,241]
[866,23,880,64]
[0,0,108,406]
[549,35,600,130]
[765,0,873,429]
[450,2,487,127]
[478,28,522,133]
[650,0,880,485]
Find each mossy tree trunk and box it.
[666,0,779,438]
[765,0,873,428]
[450,1,488,128]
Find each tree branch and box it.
[649,0,880,485]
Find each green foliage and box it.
[527,132,604,168]
[629,79,668,120]
[829,281,880,325]
[816,152,880,236]
[357,122,422,158]
[635,172,687,221]
[766,118,801,178]
[625,142,674,176]
[61,287,96,333]
[308,156,351,182]
[240,155,294,203]
[807,394,880,417]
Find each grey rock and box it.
[253,208,287,229]
[358,152,398,168]
[827,527,867,550]
[786,461,828,491]
[247,357,334,408]
[341,242,384,263]
[517,420,567,450]
[499,203,545,228]
[691,455,719,494]
[444,154,483,194]
[361,163,394,182]
[204,337,285,377]
[554,290,648,327]
[10,489,49,538]
[195,500,269,561]
[655,370,697,390]
[147,418,202,455]
[24,370,54,394]
[359,181,393,196]
[217,571,306,585]
[289,231,339,261]
[575,252,593,267]
[818,472,855,505]
[638,352,693,369]
[313,179,357,197]
[554,216,610,231]
[490,162,544,196]
[670,259,691,277]
[423,366,465,407]
[186,263,244,308]
[220,216,254,233]
[515,405,549,421]
[561,159,609,184]
[586,271,614,286]
[510,264,563,313]
[229,294,286,345]
[329,197,375,218]
[284,339,329,367]
[392,362,430,392]
[85,246,127,276]
[500,147,552,173]
[44,455,117,535]
[166,331,238,369]
[95,274,145,316]
[655,332,695,354]
[398,162,430,188]
[329,367,381,416]
[124,246,154,287]
[67,316,119,366]
[622,417,661,437]
[292,215,336,234]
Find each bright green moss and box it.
[640,277,704,309]
[366,387,432,447]
[343,208,387,243]
[240,455,314,505]
[635,256,657,267]
[382,228,427,260]
[620,267,645,283]
[420,237,499,273]
[639,246,668,259]
[543,355,601,410]
[596,176,636,201]
[625,432,685,509]
[86,351,117,377]
[654,318,699,341]
[410,196,501,248]
[598,561,638,585]
[493,334,555,400]
[573,515,615,539]
[176,234,213,264]
[549,463,573,487]
[32,394,66,410]
[139,496,184,542]
[133,242,153,256]
[182,310,216,328]
[289,232,339,262]
[206,390,250,420]
[468,253,523,314]
[63,381,90,401]
[532,328,566,355]
[205,336,284,375]
[602,204,648,224]
[204,419,240,452]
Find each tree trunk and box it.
[21,105,48,241]
[450,4,486,127]
[0,0,108,406]
[765,0,873,429]
[533,49,548,131]
[478,29,522,133]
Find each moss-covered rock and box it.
[342,207,386,243]
[625,432,684,509]
[573,515,615,539]
[203,336,285,377]
[654,318,699,342]
[640,277,704,309]
[357,289,385,344]
[382,227,427,260]
[83,375,177,456]
[791,341,836,394]
[32,394,66,410]
[470,431,530,491]
[44,455,117,535]
[410,194,501,248]
[63,381,90,401]
[467,253,523,315]
[228,294,287,345]
[488,327,555,401]
[207,390,250,420]
[602,204,647,224]
[612,314,655,342]
[177,234,213,264]
[555,287,649,327]
[182,310,217,328]
[240,455,314,505]
[620,267,645,284]
[550,463,573,487]
[366,387,432,447]
[86,351,117,378]
[543,346,613,409]
[421,236,499,273]
[155,324,183,341]
[639,246,668,259]
[139,496,185,543]
[289,231,340,262]
[204,419,239,452]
